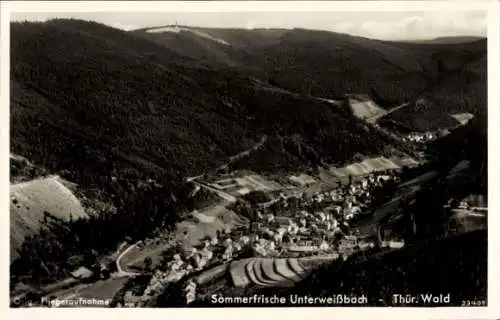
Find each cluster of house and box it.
[135,232,254,305]
[250,172,398,256]
[401,128,452,144]
[444,194,487,213]
[443,194,487,238]
[288,173,316,188]
[456,197,487,213]
[402,132,436,143]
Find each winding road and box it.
[116,242,141,277]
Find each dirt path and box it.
[366,102,410,124]
[186,135,268,182]
[216,135,268,172]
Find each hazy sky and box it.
[11,10,486,40]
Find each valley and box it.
[9,19,487,308]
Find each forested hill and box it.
[135,26,427,104]
[428,114,487,193]
[136,26,486,130]
[135,26,485,105]
[379,41,486,131]
[11,19,402,187]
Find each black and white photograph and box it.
[3,0,497,314]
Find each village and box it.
[124,163,410,306]
[10,142,486,308]
[116,144,486,307]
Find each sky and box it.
[10,10,486,41]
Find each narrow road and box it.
[216,135,268,172]
[116,242,141,276]
[186,175,204,182]
[186,135,268,181]
[316,97,343,105]
[192,181,237,203]
[366,102,411,124]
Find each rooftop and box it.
[70,266,94,279]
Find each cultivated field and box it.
[330,157,402,178]
[210,174,283,196]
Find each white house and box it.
[232,242,242,252]
[273,233,283,244]
[319,240,330,250]
[210,236,219,246]
[201,247,213,261]
[361,179,368,189]
[239,235,250,245]
[222,246,233,261]
[318,212,327,221]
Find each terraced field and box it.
[228,256,338,288]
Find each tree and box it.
[83,249,99,266]
[144,257,153,271]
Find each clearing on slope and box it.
[10,176,88,261]
[450,113,475,125]
[347,96,387,121]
